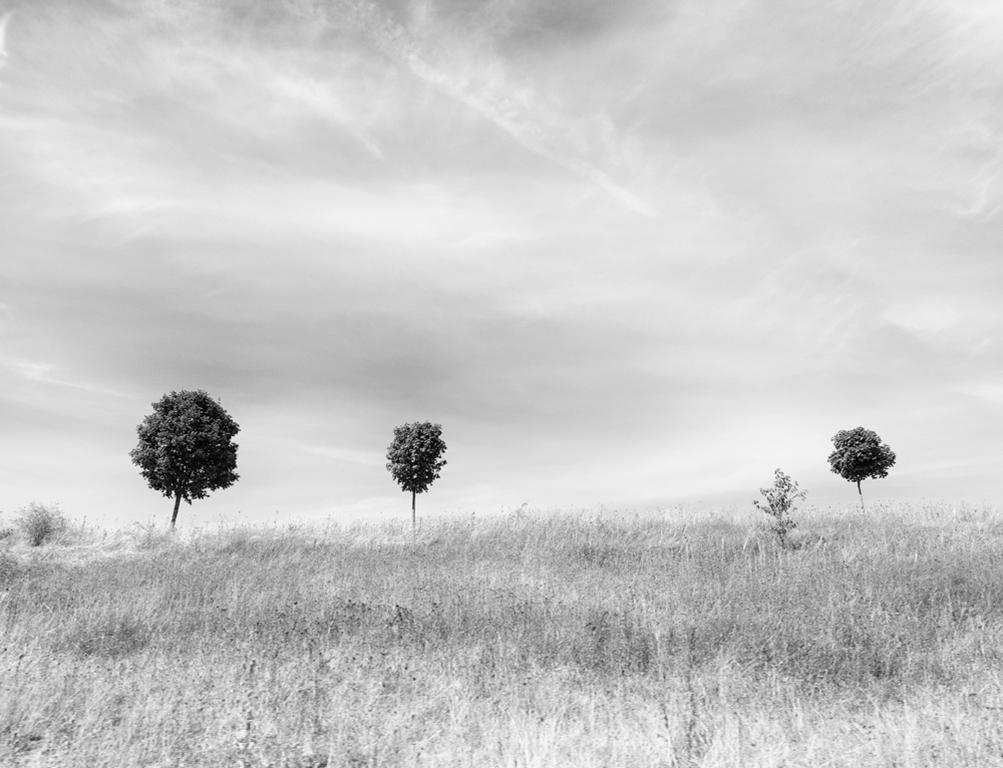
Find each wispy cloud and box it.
[306,0,657,215]
[0,11,10,60]
[1,0,1002,521]
[959,380,1003,406]
[0,9,11,91]
[950,123,1003,220]
[1,356,134,399]
[297,443,384,466]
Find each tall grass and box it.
[14,503,66,547]
[1,506,1002,766]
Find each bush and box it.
[753,469,806,548]
[16,503,67,547]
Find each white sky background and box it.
[1,0,1001,526]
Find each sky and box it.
[1,0,1001,527]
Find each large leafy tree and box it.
[130,390,240,528]
[827,427,896,512]
[386,421,447,530]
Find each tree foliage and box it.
[753,469,806,548]
[827,427,896,511]
[386,422,447,528]
[130,390,240,527]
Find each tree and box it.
[827,427,896,512]
[753,469,806,548]
[130,390,240,528]
[385,422,447,531]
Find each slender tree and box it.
[130,390,240,528]
[753,468,806,548]
[827,427,896,512]
[386,421,447,531]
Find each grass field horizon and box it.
[2,503,1003,767]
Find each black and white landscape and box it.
[1,2,1001,766]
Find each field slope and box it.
[2,506,1003,767]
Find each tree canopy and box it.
[130,390,240,527]
[386,421,447,529]
[827,426,895,511]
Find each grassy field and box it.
[2,504,1003,767]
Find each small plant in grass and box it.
[126,522,173,551]
[16,503,66,546]
[753,469,806,547]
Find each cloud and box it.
[137,0,657,213]
[2,0,1003,520]
[0,0,661,227]
[960,380,1003,406]
[884,299,963,337]
[306,0,658,214]
[297,443,384,466]
[948,123,1003,220]
[0,353,134,399]
[0,11,10,60]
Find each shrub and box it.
[753,469,806,548]
[16,503,67,547]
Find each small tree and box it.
[130,390,240,528]
[753,469,806,547]
[827,426,896,512]
[386,422,447,531]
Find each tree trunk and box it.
[171,491,182,529]
[411,489,416,533]
[857,479,865,514]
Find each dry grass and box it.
[13,503,67,547]
[1,505,1003,766]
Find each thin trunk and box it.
[171,491,182,529]
[857,479,865,514]
[411,489,416,533]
